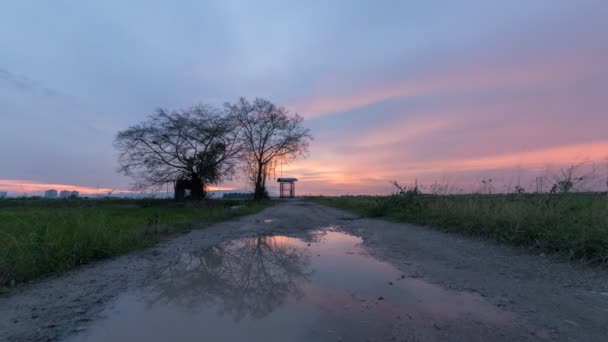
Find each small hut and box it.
[277,178,298,198]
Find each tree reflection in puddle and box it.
[69,231,535,342]
[145,236,312,321]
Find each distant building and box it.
[45,189,58,199]
[0,191,7,198]
[60,190,79,198]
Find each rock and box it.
[433,322,448,331]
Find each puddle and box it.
[68,231,529,341]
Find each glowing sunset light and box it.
[407,141,608,173]
[206,186,237,191]
[0,179,121,195]
[273,140,608,196]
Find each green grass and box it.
[310,193,608,264]
[0,198,269,289]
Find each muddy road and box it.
[1,201,608,341]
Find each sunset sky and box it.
[1,1,607,196]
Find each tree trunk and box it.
[190,176,205,201]
[174,180,186,202]
[254,162,267,200]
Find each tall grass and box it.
[311,193,608,264]
[0,198,269,289]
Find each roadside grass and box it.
[0,198,269,290]
[309,193,608,264]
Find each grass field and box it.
[310,193,608,264]
[0,198,269,290]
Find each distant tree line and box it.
[114,98,312,200]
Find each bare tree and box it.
[144,236,310,321]
[226,98,312,199]
[550,164,587,194]
[114,105,240,200]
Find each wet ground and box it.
[67,231,527,341]
[2,201,608,341]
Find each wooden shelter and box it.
[277,177,298,198]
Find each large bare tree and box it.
[227,98,312,199]
[114,105,240,200]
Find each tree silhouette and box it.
[114,105,240,200]
[226,98,312,200]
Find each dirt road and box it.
[1,201,607,341]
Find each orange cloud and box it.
[0,179,120,195]
[412,141,608,173]
[273,140,608,195]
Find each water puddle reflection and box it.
[68,231,530,341]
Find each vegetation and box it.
[310,190,608,264]
[0,198,270,290]
[226,98,312,200]
[115,98,312,201]
[114,105,241,200]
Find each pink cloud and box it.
[413,141,608,173]
[355,116,454,147]
[288,54,601,118]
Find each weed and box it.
[309,192,608,264]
